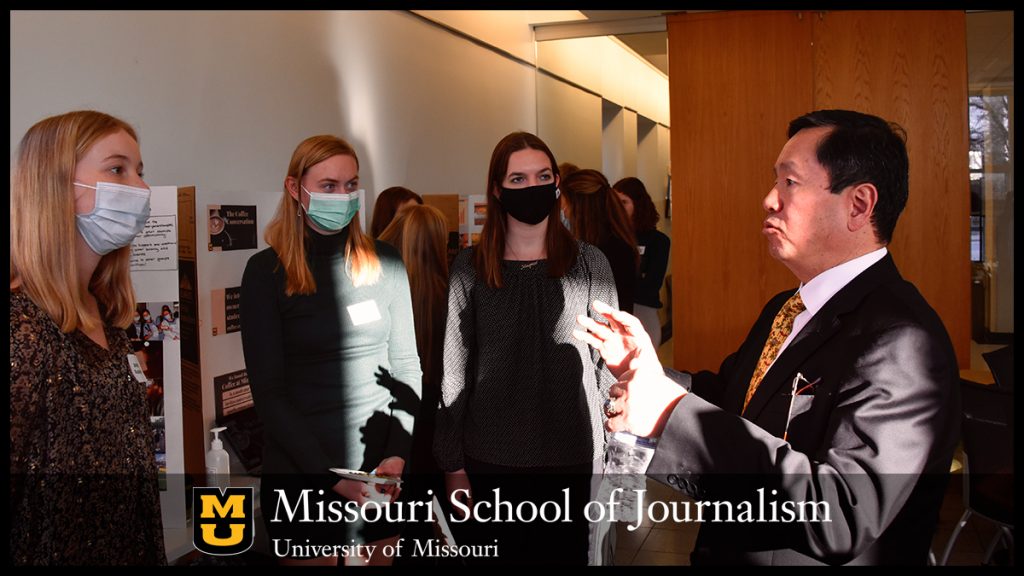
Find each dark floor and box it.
[613,469,1013,566]
[931,467,1013,566]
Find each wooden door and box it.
[667,10,970,371]
[813,10,971,366]
[667,11,814,371]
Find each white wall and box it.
[415,7,670,129]
[322,11,538,198]
[12,9,669,221]
[602,101,641,184]
[413,10,584,65]
[536,34,670,125]
[536,73,602,169]
[10,10,537,209]
[637,118,671,232]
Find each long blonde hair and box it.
[10,110,139,333]
[378,204,449,370]
[264,135,380,295]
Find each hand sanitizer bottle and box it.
[206,426,230,490]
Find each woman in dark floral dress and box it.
[10,110,165,565]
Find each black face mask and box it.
[499,183,559,225]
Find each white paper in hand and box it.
[432,494,457,547]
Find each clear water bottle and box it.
[600,431,658,522]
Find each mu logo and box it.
[192,487,254,555]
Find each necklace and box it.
[506,242,542,269]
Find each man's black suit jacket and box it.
[649,254,960,565]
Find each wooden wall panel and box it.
[813,10,970,366]
[667,11,814,371]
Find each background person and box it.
[139,307,158,341]
[370,185,422,238]
[128,308,147,341]
[560,168,639,314]
[558,161,581,179]
[613,176,670,348]
[378,204,451,563]
[157,304,179,340]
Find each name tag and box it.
[127,353,148,383]
[347,300,382,326]
[638,245,646,256]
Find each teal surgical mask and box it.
[302,186,360,232]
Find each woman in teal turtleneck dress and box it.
[241,135,421,566]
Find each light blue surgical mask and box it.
[302,186,360,232]
[74,181,152,255]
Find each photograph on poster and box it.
[131,340,167,489]
[473,202,487,226]
[131,340,165,417]
[129,301,180,342]
[208,204,258,251]
[458,232,483,248]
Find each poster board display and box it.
[129,186,187,531]
[146,186,277,561]
[459,194,487,248]
[177,187,280,485]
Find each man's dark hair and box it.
[788,110,909,244]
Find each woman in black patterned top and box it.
[10,110,164,565]
[434,132,618,564]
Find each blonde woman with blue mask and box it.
[10,110,164,565]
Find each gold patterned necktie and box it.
[742,291,806,414]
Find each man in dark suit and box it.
[576,110,959,565]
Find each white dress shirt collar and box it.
[798,247,889,318]
[772,247,889,364]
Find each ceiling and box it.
[578,10,1014,86]
[579,10,672,75]
[966,11,1014,88]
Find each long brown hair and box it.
[562,169,640,270]
[11,110,139,332]
[370,186,423,238]
[613,176,661,233]
[378,204,449,373]
[264,135,380,295]
[473,131,577,288]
